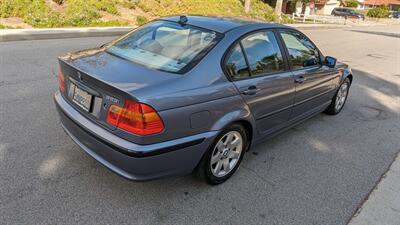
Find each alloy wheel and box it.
[335,82,348,112]
[210,131,243,178]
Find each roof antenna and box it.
[178,15,188,25]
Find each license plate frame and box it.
[72,85,93,112]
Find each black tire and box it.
[324,78,350,115]
[196,124,248,185]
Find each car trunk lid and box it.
[58,48,179,132]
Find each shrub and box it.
[136,15,148,26]
[121,0,137,9]
[0,0,61,27]
[135,0,277,22]
[280,13,294,24]
[121,0,136,9]
[0,0,279,27]
[367,5,389,18]
[52,0,64,5]
[90,0,120,15]
[345,0,358,8]
[0,0,32,18]
[64,0,101,26]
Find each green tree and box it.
[346,0,358,8]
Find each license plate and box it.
[72,85,92,112]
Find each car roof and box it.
[160,15,289,33]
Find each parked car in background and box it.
[389,11,400,18]
[331,7,365,20]
[54,16,353,185]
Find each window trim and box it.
[224,42,251,79]
[221,28,290,81]
[277,28,325,72]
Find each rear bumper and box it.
[54,91,217,181]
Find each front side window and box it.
[107,21,222,73]
[280,30,321,70]
[241,31,284,76]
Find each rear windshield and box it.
[106,20,223,74]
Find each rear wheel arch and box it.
[231,120,253,151]
[194,119,253,171]
[194,121,251,184]
[216,119,254,151]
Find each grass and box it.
[135,15,148,26]
[0,0,128,27]
[0,0,278,28]
[137,0,277,22]
[0,0,54,27]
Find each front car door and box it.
[224,30,295,135]
[278,29,338,120]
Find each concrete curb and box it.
[0,27,135,42]
[289,23,351,29]
[0,24,351,42]
[348,152,400,225]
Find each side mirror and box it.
[325,56,337,68]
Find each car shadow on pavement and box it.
[347,30,400,39]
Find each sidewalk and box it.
[348,152,400,225]
[0,23,351,42]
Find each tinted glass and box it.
[348,9,357,14]
[107,21,222,73]
[241,31,284,76]
[280,31,320,70]
[225,44,250,79]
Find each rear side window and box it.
[224,30,285,80]
[280,30,321,70]
[107,21,223,74]
[225,44,250,79]
[241,31,284,76]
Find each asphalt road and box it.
[1,25,399,225]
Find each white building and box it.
[285,0,343,16]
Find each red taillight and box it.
[58,66,65,93]
[107,100,164,136]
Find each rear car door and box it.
[278,29,337,119]
[224,30,295,135]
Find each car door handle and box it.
[242,86,260,95]
[294,76,306,84]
